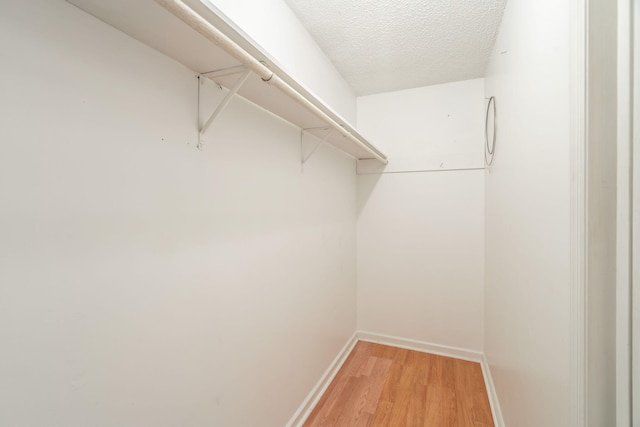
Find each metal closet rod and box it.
[154,0,388,165]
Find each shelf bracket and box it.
[197,66,251,149]
[301,127,332,165]
[200,64,248,80]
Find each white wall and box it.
[483,0,573,425]
[586,0,617,425]
[357,79,485,174]
[356,80,485,351]
[0,1,357,426]
[205,0,357,123]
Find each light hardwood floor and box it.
[302,341,494,427]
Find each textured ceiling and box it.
[283,0,507,95]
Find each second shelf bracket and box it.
[198,66,252,149]
[301,127,332,165]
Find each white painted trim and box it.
[481,354,505,427]
[631,0,640,422]
[569,0,588,424]
[617,0,633,424]
[285,332,358,427]
[356,330,483,362]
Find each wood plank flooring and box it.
[303,341,494,427]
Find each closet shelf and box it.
[65,0,388,164]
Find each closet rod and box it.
[154,0,388,165]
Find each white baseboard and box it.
[356,330,483,362]
[287,330,505,427]
[285,331,359,427]
[481,353,505,427]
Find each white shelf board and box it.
[65,0,387,163]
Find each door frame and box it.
[616,0,633,425]
[570,0,587,424]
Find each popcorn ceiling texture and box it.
[283,0,507,95]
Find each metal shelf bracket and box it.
[197,66,251,150]
[301,127,332,165]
